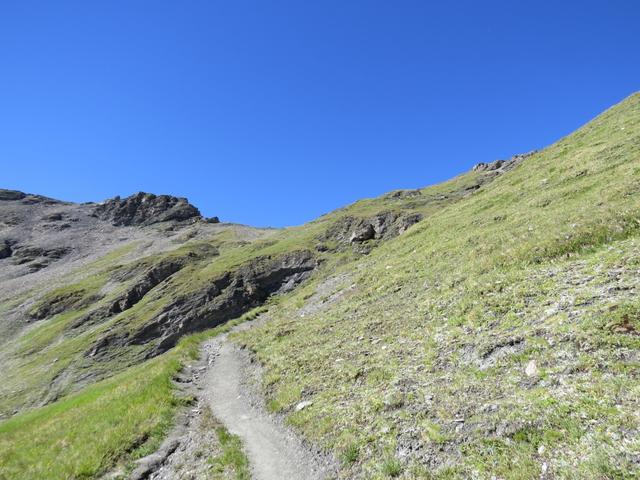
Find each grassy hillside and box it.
[1,92,638,479]
[236,92,640,478]
[0,316,258,480]
[0,144,489,478]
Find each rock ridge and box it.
[92,192,203,226]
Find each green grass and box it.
[0,233,253,417]
[341,442,360,465]
[208,420,251,480]
[0,310,260,480]
[0,118,495,421]
[235,92,640,478]
[380,458,403,478]
[0,350,179,479]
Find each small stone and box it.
[525,360,538,377]
[383,392,404,410]
[295,400,313,412]
[538,445,546,455]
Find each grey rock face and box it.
[11,245,71,272]
[473,151,537,173]
[92,192,203,226]
[108,258,192,315]
[0,189,27,201]
[87,250,317,360]
[0,240,12,259]
[349,223,376,243]
[326,211,424,246]
[384,189,422,199]
[68,255,213,335]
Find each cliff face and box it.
[92,192,202,226]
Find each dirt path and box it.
[126,318,336,480]
[203,332,335,480]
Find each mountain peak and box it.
[92,192,203,226]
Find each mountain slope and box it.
[236,92,640,478]
[0,162,496,478]
[0,92,639,479]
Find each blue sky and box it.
[1,1,639,227]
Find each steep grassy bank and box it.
[0,313,262,480]
[235,93,640,478]
[0,158,484,477]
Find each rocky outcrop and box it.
[11,245,71,272]
[108,258,192,315]
[324,211,423,246]
[92,192,202,226]
[0,240,12,259]
[62,263,185,331]
[0,189,62,205]
[472,151,537,174]
[87,250,317,359]
[29,288,98,320]
[0,189,27,201]
[384,189,422,200]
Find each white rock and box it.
[525,360,538,377]
[295,400,313,412]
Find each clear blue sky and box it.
[1,1,638,227]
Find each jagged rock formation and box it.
[0,189,61,205]
[88,250,317,359]
[0,189,27,201]
[472,151,537,173]
[92,192,203,226]
[11,245,71,272]
[0,240,12,259]
[326,211,424,245]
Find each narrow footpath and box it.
[129,319,336,480]
[203,332,334,480]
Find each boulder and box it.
[0,240,12,259]
[349,223,376,243]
